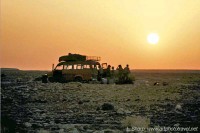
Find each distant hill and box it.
[1,68,20,71]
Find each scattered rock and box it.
[2,70,199,132]
[163,82,169,86]
[58,128,65,133]
[154,82,160,86]
[101,103,114,111]
[117,108,124,115]
[81,125,88,131]
[135,98,140,101]
[116,108,131,115]
[1,73,6,78]
[93,129,116,133]
[77,84,82,87]
[33,88,38,91]
[175,104,182,111]
[78,101,83,104]
[37,129,50,133]
[121,116,150,128]
[78,99,90,104]
[96,107,100,111]
[16,78,23,82]
[59,124,74,130]
[174,123,180,127]
[34,77,43,81]
[24,122,32,128]
[86,129,94,133]
[83,99,90,103]
[126,99,130,101]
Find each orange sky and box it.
[1,0,200,70]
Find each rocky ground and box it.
[1,70,200,133]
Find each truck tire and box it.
[74,76,82,82]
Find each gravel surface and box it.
[1,70,200,132]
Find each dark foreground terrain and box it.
[1,69,200,133]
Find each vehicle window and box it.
[64,65,73,70]
[73,65,77,69]
[64,65,68,69]
[56,65,63,70]
[92,65,96,69]
[83,65,90,69]
[76,64,82,69]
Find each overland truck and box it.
[42,53,106,83]
[42,53,134,84]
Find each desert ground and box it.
[1,69,200,133]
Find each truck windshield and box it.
[55,65,63,70]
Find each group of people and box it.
[98,64,131,84]
[116,64,131,83]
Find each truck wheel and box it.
[74,77,82,82]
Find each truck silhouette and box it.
[42,53,133,84]
[43,53,106,83]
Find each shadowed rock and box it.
[101,103,114,111]
[153,82,160,86]
[1,73,6,78]
[163,82,169,86]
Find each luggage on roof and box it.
[59,53,86,62]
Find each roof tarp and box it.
[59,54,86,62]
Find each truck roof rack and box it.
[59,53,101,62]
[86,56,101,61]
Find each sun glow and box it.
[147,33,159,44]
[1,1,200,70]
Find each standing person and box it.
[110,66,115,83]
[106,65,111,77]
[98,65,103,81]
[111,66,115,78]
[106,65,111,84]
[117,65,123,83]
[124,64,130,81]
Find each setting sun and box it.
[147,33,159,44]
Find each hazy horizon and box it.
[1,67,200,71]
